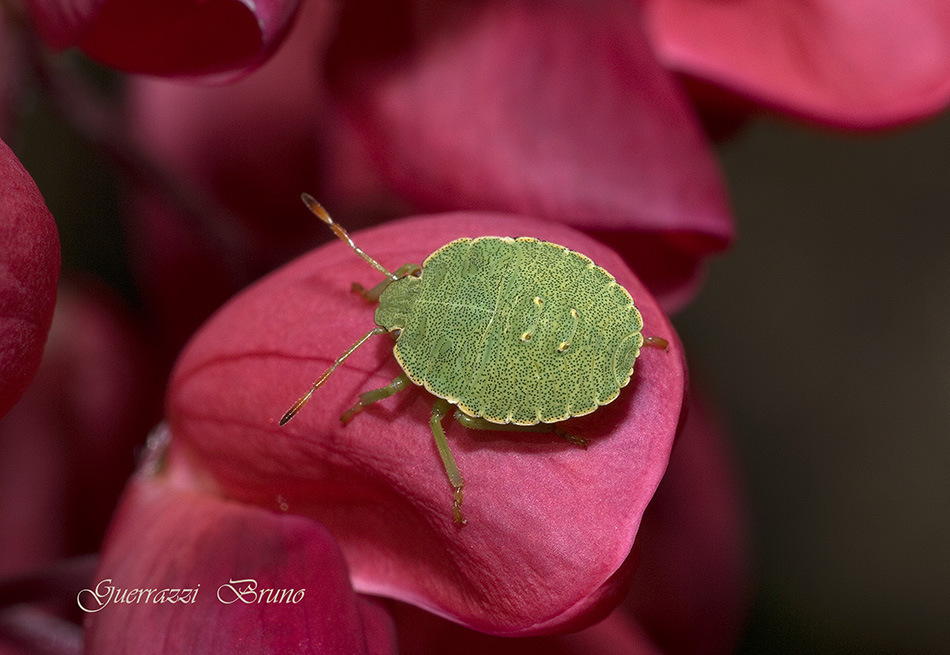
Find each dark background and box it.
[680,113,950,653]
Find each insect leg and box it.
[643,335,669,351]
[453,411,589,448]
[431,399,466,526]
[551,425,590,449]
[340,374,411,424]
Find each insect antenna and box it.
[301,193,398,281]
[279,326,387,425]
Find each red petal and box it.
[85,464,397,654]
[645,0,950,128]
[26,0,303,78]
[0,139,60,419]
[168,213,686,634]
[327,0,732,308]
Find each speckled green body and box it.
[375,237,644,425]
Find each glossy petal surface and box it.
[0,139,60,419]
[646,0,950,128]
[168,213,686,634]
[85,462,397,654]
[328,0,732,308]
[26,0,302,78]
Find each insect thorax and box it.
[375,275,421,332]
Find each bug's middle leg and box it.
[431,399,466,526]
[453,411,589,448]
[340,373,412,424]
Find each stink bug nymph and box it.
[280,194,668,525]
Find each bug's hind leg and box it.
[643,335,669,350]
[550,426,589,449]
[431,399,467,526]
[340,374,412,424]
[353,263,422,302]
[453,411,588,449]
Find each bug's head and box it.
[280,196,423,426]
[374,272,422,332]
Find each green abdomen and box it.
[390,237,643,425]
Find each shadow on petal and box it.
[386,600,663,655]
[626,382,751,654]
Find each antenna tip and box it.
[300,193,332,224]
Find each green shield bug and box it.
[280,194,668,525]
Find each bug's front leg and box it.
[431,399,466,526]
[340,374,411,424]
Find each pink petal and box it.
[645,0,950,128]
[168,212,687,634]
[85,462,397,654]
[327,0,733,309]
[26,0,303,78]
[626,384,751,653]
[0,138,60,419]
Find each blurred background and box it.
[679,114,950,653]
